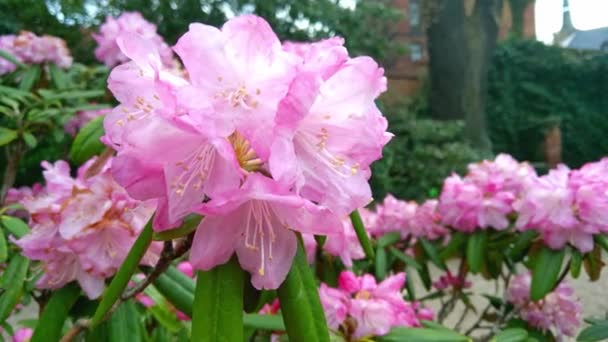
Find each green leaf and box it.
[0,230,6,262]
[106,300,145,342]
[30,283,80,342]
[0,50,26,68]
[583,245,604,281]
[164,265,195,293]
[379,327,470,342]
[91,221,153,327]
[0,255,29,322]
[69,115,105,165]
[571,249,583,279]
[349,210,374,260]
[420,320,454,331]
[154,273,194,317]
[22,131,37,148]
[244,313,285,331]
[48,64,68,89]
[152,215,201,241]
[493,328,528,342]
[143,285,183,333]
[388,246,422,270]
[467,230,488,274]
[439,232,466,260]
[19,65,41,91]
[377,232,401,248]
[192,257,244,342]
[278,239,330,342]
[530,246,565,301]
[506,230,538,261]
[594,235,608,254]
[38,89,104,101]
[419,239,447,270]
[0,127,18,147]
[375,246,387,280]
[405,266,417,301]
[577,320,608,342]
[0,216,30,238]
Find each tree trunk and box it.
[426,0,502,154]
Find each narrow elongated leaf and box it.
[164,265,195,293]
[153,215,201,241]
[375,246,387,280]
[0,127,18,147]
[0,50,26,68]
[0,216,30,238]
[154,273,194,317]
[0,255,29,322]
[278,239,330,342]
[493,328,528,342]
[377,232,401,248]
[22,132,37,148]
[506,230,538,261]
[39,89,104,100]
[143,284,183,332]
[571,250,583,279]
[578,320,608,342]
[349,210,374,259]
[19,65,40,91]
[30,283,80,342]
[91,221,153,327]
[530,246,565,301]
[389,246,422,270]
[379,327,469,342]
[0,230,6,262]
[594,235,608,254]
[439,232,467,260]
[69,115,105,165]
[107,300,145,342]
[467,230,487,274]
[48,64,68,89]
[583,245,604,281]
[244,313,285,331]
[420,320,454,331]
[419,239,447,270]
[191,257,244,342]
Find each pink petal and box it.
[189,215,240,271]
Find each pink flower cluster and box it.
[93,12,173,67]
[439,154,535,232]
[0,31,72,75]
[12,328,33,342]
[103,15,390,289]
[64,107,112,136]
[507,272,582,338]
[515,159,608,253]
[319,271,432,339]
[14,159,157,298]
[356,195,448,241]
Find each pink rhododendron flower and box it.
[323,216,367,267]
[432,271,471,291]
[12,328,33,342]
[322,271,430,339]
[93,12,173,67]
[176,261,194,278]
[0,32,72,74]
[191,174,341,289]
[14,159,157,299]
[3,184,43,218]
[375,194,417,237]
[301,233,318,264]
[507,272,581,338]
[64,107,111,136]
[409,199,448,240]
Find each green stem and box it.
[349,210,375,260]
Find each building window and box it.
[410,43,422,62]
[409,0,420,29]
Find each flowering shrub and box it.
[0,31,72,74]
[0,11,606,342]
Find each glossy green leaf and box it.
[192,257,244,342]
[377,232,401,248]
[577,320,608,342]
[0,255,29,322]
[152,215,201,241]
[419,239,447,270]
[493,328,528,342]
[30,283,80,342]
[583,245,604,281]
[349,210,374,260]
[69,115,105,165]
[375,246,387,280]
[164,265,195,293]
[314,235,327,249]
[48,64,68,89]
[379,327,470,342]
[439,232,466,260]
[571,250,583,279]
[388,246,422,270]
[0,50,26,68]
[39,89,104,100]
[244,313,285,331]
[0,127,18,147]
[0,216,30,238]
[278,239,330,342]
[106,300,145,342]
[467,230,487,274]
[594,235,608,254]
[143,285,183,333]
[91,221,153,327]
[0,230,6,262]
[22,131,37,148]
[506,230,538,261]
[154,273,194,317]
[19,65,41,91]
[405,266,417,301]
[420,320,454,331]
[530,246,565,301]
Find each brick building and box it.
[385,0,536,99]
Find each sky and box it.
[536,0,608,43]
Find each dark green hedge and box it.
[487,39,608,167]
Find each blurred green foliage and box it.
[0,0,403,64]
[487,39,608,168]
